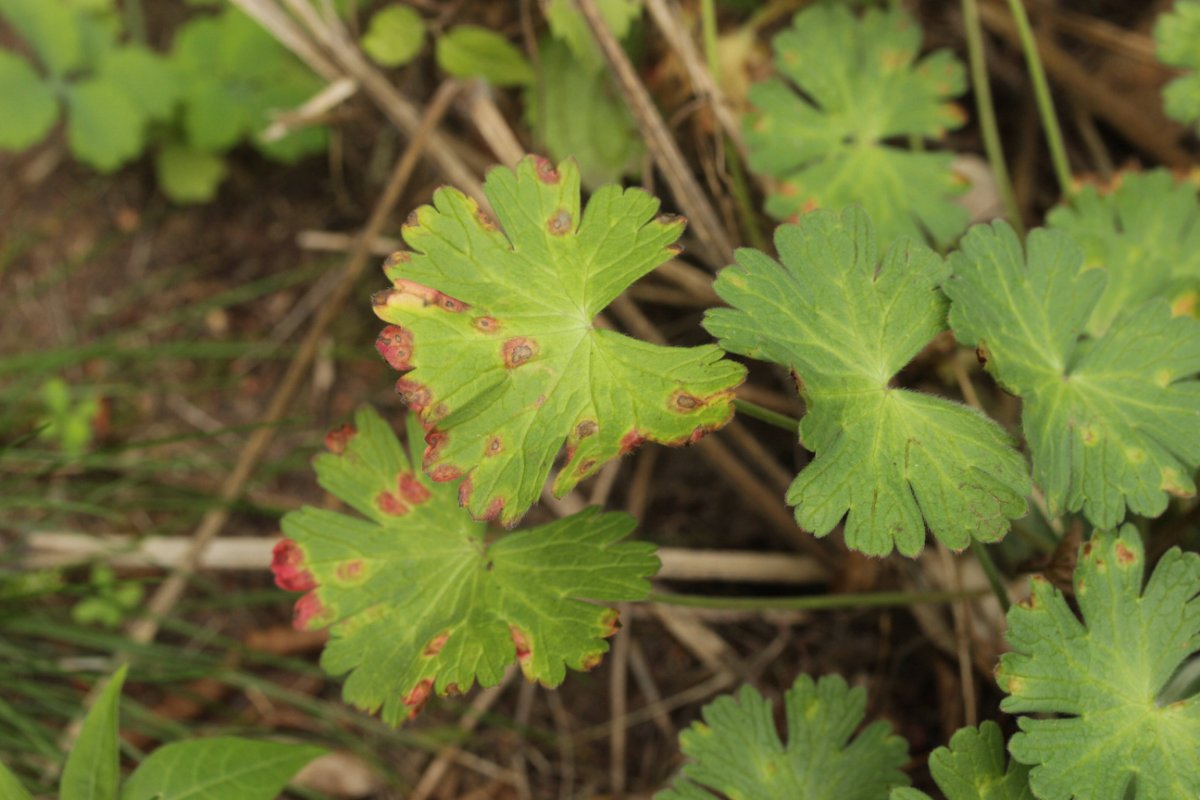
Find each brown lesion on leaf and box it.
[473,315,501,333]
[975,342,989,366]
[485,436,503,456]
[600,608,621,637]
[1114,541,1138,566]
[482,496,506,522]
[669,390,701,412]
[395,378,432,412]
[383,250,412,270]
[655,212,685,229]
[580,652,603,671]
[423,631,450,657]
[323,423,357,455]
[575,419,598,439]
[533,156,559,183]
[398,472,431,504]
[403,210,421,229]
[1162,467,1194,497]
[375,325,415,370]
[376,491,409,516]
[402,678,434,715]
[619,429,646,455]
[457,475,474,506]
[510,625,532,664]
[335,559,365,583]
[502,337,538,368]
[271,538,316,593]
[575,458,597,477]
[292,591,329,631]
[374,279,470,315]
[547,208,572,236]
[429,464,462,482]
[476,207,500,231]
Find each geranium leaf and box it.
[1045,169,1200,336]
[1156,0,1200,133]
[657,674,910,799]
[545,0,641,73]
[745,3,968,250]
[361,4,425,68]
[0,0,83,76]
[155,143,228,204]
[97,45,180,123]
[0,50,57,151]
[945,222,1200,528]
[435,25,534,86]
[996,526,1200,800]
[274,406,658,726]
[373,156,745,524]
[704,207,1028,556]
[64,78,144,172]
[889,722,1033,800]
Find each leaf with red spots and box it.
[275,406,658,725]
[373,155,745,525]
[946,222,1200,529]
[995,526,1200,800]
[745,3,968,250]
[704,208,1028,557]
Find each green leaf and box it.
[525,38,643,189]
[119,738,324,800]
[0,50,57,151]
[889,722,1033,800]
[0,762,32,800]
[155,143,228,204]
[97,45,179,123]
[945,222,1200,528]
[657,674,910,799]
[1156,0,1200,132]
[1045,169,1200,336]
[545,0,641,73]
[435,25,534,86]
[64,78,144,171]
[745,3,968,250]
[274,406,659,725]
[996,526,1200,800]
[61,665,126,800]
[0,0,83,76]
[361,4,425,68]
[374,156,745,523]
[704,208,1028,556]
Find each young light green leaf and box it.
[1155,0,1200,132]
[435,25,534,86]
[889,722,1032,800]
[0,762,32,800]
[361,4,425,68]
[0,0,83,76]
[0,50,57,150]
[1045,169,1200,336]
[704,208,1027,556]
[61,665,126,800]
[119,738,325,800]
[155,143,228,204]
[96,45,180,123]
[745,3,968,250]
[945,222,1200,528]
[545,0,641,73]
[525,38,643,189]
[274,406,658,726]
[65,78,144,172]
[996,526,1200,800]
[374,156,744,524]
[657,674,910,799]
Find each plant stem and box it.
[700,0,720,81]
[961,0,1023,233]
[969,540,1011,612]
[726,142,767,250]
[1003,0,1072,197]
[650,587,989,611]
[733,398,799,432]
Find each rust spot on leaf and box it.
[376,325,414,370]
[533,156,559,183]
[486,436,503,456]
[580,652,603,671]
[1162,467,1193,497]
[1115,542,1137,566]
[656,212,685,228]
[619,430,646,455]
[474,315,501,333]
[576,420,597,439]
[502,337,538,368]
[444,683,461,696]
[402,678,434,713]
[271,539,316,592]
[510,625,531,661]
[403,210,420,228]
[376,491,409,516]
[430,464,462,482]
[458,475,474,506]
[476,208,499,231]
[423,632,449,657]
[323,423,357,455]
[335,559,365,583]
[576,458,597,476]
[975,343,989,366]
[547,207,572,235]
[670,390,701,412]
[395,378,431,411]
[398,472,431,504]
[383,250,412,270]
[600,608,620,637]
[482,496,505,521]
[292,591,326,631]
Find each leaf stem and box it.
[961,0,1023,233]
[649,587,989,611]
[700,0,720,80]
[733,398,798,432]
[1003,0,1072,197]
[969,540,1011,612]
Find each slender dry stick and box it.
[609,606,631,797]
[937,543,978,727]
[650,587,989,611]
[575,0,735,269]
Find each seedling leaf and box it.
[374,156,745,524]
[657,674,910,799]
[1156,0,1200,132]
[704,208,1028,556]
[155,143,229,204]
[275,406,658,725]
[546,0,641,73]
[889,722,1033,800]
[0,50,57,150]
[435,25,534,86]
[361,4,425,68]
[1045,169,1200,336]
[120,738,325,800]
[946,222,1200,528]
[0,0,83,76]
[996,526,1200,800]
[64,78,144,172]
[745,3,968,250]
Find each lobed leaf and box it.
[1045,169,1200,336]
[996,526,1200,800]
[64,78,144,172]
[275,406,658,725]
[0,50,57,151]
[1155,0,1200,133]
[705,207,1028,557]
[889,722,1033,800]
[946,222,1200,528]
[745,3,968,250]
[374,156,744,524]
[657,674,909,799]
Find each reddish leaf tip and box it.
[423,632,450,657]
[376,325,415,370]
[402,678,434,714]
[292,591,327,631]
[323,423,357,455]
[271,538,317,592]
[510,625,532,662]
[533,157,559,183]
[395,378,432,412]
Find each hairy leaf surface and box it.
[374,156,744,524]
[705,208,1027,556]
[745,3,968,249]
[1156,0,1200,132]
[889,722,1032,800]
[657,674,909,799]
[996,526,1200,800]
[946,222,1200,527]
[1046,169,1200,336]
[275,406,658,725]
